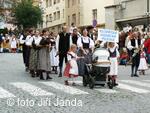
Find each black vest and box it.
[81,38,90,49]
[59,32,70,53]
[72,35,78,45]
[108,48,117,57]
[131,39,141,47]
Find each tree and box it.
[14,0,42,29]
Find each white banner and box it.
[98,29,119,42]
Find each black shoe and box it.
[58,73,62,77]
[46,75,52,80]
[134,74,139,77]
[114,83,118,86]
[40,74,44,80]
[25,67,29,72]
[131,74,134,77]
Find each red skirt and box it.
[64,63,78,78]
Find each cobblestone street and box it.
[0,53,150,113]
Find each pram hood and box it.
[92,48,110,67]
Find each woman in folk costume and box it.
[38,29,52,80]
[64,44,79,86]
[138,48,148,75]
[10,34,18,53]
[108,42,120,86]
[50,32,59,74]
[29,30,42,77]
[77,28,94,76]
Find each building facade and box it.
[42,0,66,33]
[105,0,149,30]
[41,0,114,32]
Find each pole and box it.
[147,0,149,31]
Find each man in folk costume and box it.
[25,29,34,72]
[70,28,79,45]
[19,31,27,66]
[127,32,142,77]
[56,26,72,77]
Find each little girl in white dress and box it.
[64,44,79,86]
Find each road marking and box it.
[69,81,82,84]
[95,89,119,93]
[10,82,54,96]
[120,80,150,88]
[0,87,15,98]
[117,83,150,93]
[143,80,150,82]
[40,81,89,95]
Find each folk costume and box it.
[38,36,52,80]
[77,36,94,76]
[25,34,33,71]
[29,35,42,77]
[19,34,27,65]
[64,51,79,85]
[138,50,148,75]
[108,43,120,86]
[56,32,71,77]
[50,37,59,74]
[127,38,142,77]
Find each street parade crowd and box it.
[0,24,150,86]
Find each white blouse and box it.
[33,36,42,46]
[77,36,94,48]
[25,35,33,46]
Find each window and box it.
[63,9,64,18]
[92,9,97,20]
[54,12,57,20]
[46,15,48,22]
[54,0,56,4]
[78,12,80,24]
[68,16,70,26]
[68,0,70,8]
[72,0,76,6]
[49,14,52,22]
[72,14,76,25]
[57,0,60,3]
[57,11,60,20]
[46,0,48,7]
[78,0,80,4]
[49,0,52,6]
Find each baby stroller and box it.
[83,48,115,89]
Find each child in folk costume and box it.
[108,42,120,86]
[10,34,18,53]
[138,48,148,75]
[64,44,79,86]
[50,33,59,74]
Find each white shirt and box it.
[19,35,25,44]
[33,36,42,46]
[25,35,33,46]
[77,36,94,48]
[127,39,142,50]
[108,46,120,58]
[11,38,17,48]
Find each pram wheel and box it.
[83,75,88,87]
[89,77,95,89]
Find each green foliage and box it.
[14,0,42,29]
